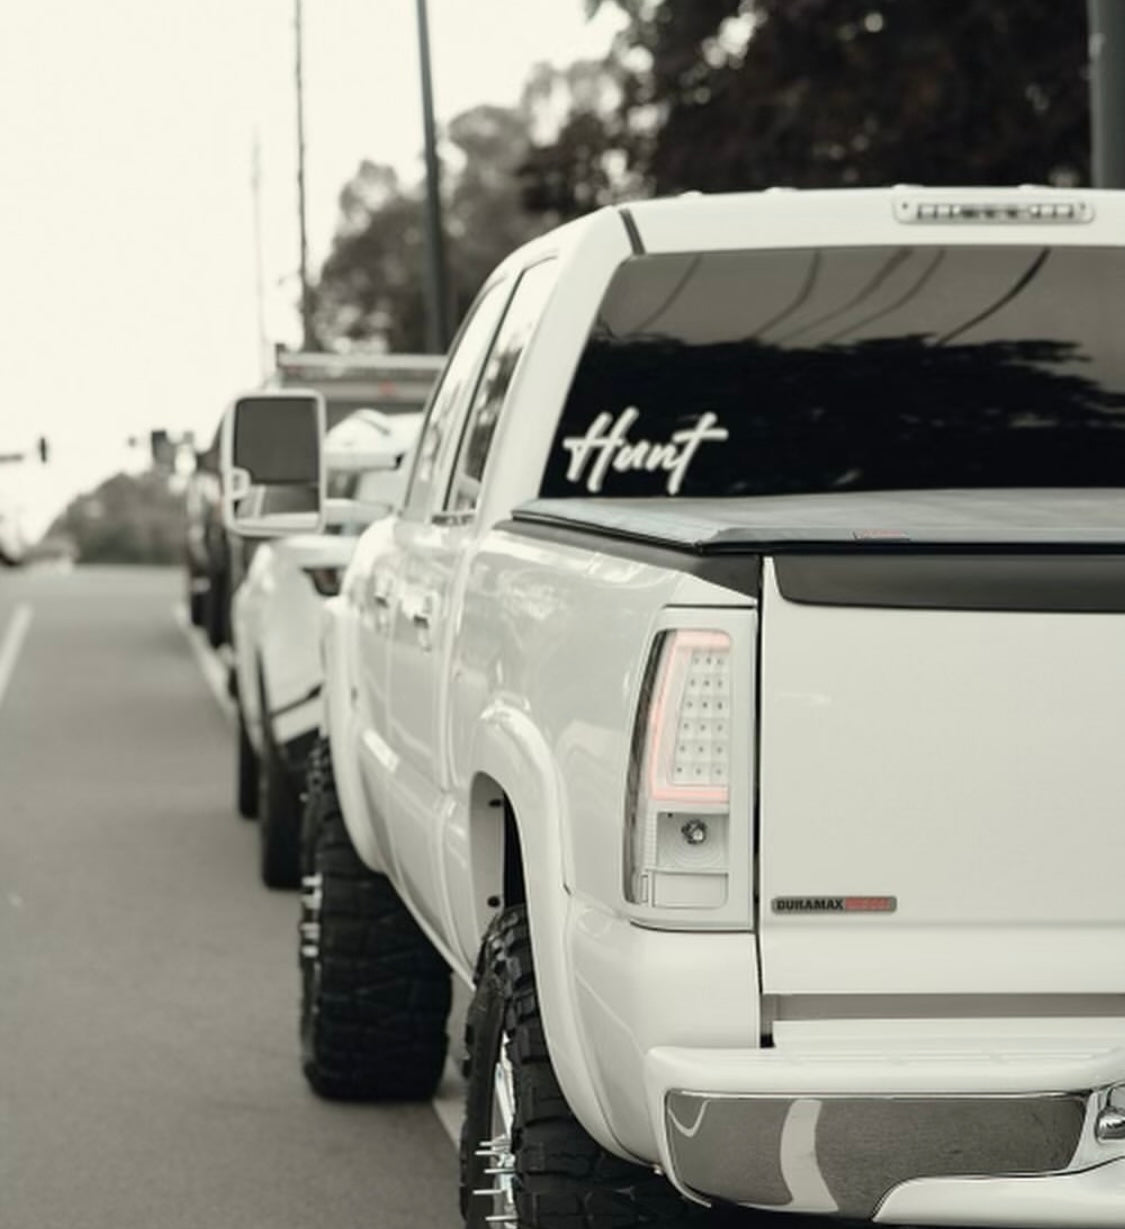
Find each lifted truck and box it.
[186,351,442,647]
[229,407,421,887]
[236,187,1125,1227]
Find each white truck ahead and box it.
[230,408,421,888]
[234,187,1125,1227]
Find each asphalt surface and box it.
[0,566,460,1229]
[0,563,910,1229]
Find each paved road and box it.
[0,563,893,1229]
[0,566,460,1229]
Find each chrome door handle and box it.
[410,594,437,631]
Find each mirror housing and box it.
[221,391,325,538]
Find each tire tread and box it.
[299,738,450,1101]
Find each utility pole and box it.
[415,0,451,352]
[294,0,315,349]
[1089,0,1125,187]
[251,131,270,381]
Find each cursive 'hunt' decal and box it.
[560,407,729,496]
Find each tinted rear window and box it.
[541,247,1125,499]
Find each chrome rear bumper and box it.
[664,1089,1088,1219]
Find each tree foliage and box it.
[581,0,1090,194]
[315,105,550,352]
[49,471,185,565]
[517,60,635,221]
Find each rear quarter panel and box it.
[446,527,756,1156]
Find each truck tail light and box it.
[625,629,732,909]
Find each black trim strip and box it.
[496,517,760,599]
[774,554,1125,612]
[270,683,323,719]
[618,207,645,255]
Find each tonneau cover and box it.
[513,490,1125,552]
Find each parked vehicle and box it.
[183,425,226,638]
[229,409,422,888]
[186,351,442,647]
[228,186,1125,1227]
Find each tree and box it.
[314,163,429,353]
[518,60,637,222]
[584,0,1090,194]
[445,105,546,315]
[314,105,551,352]
[49,471,185,565]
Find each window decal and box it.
[560,407,729,496]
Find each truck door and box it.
[365,278,512,931]
[385,260,558,946]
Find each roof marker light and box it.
[894,199,1093,225]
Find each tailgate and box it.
[758,556,1125,996]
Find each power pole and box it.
[1089,0,1125,187]
[415,0,451,352]
[251,131,270,381]
[294,0,315,349]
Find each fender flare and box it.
[320,599,390,875]
[469,700,631,1160]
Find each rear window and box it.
[541,246,1125,499]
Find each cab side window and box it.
[446,260,558,515]
[403,280,510,517]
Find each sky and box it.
[0,0,625,533]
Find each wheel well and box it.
[502,798,526,907]
[469,774,526,915]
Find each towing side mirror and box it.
[221,390,325,538]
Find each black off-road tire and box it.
[236,703,258,819]
[188,583,206,627]
[258,696,302,889]
[299,737,451,1100]
[460,906,706,1229]
[205,570,227,649]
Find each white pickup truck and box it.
[230,408,421,888]
[246,187,1125,1228]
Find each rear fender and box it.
[467,700,629,1159]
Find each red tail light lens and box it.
[625,629,732,909]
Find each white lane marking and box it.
[172,603,236,725]
[0,602,33,710]
[778,1098,837,1214]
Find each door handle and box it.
[411,600,434,628]
[410,594,437,634]
[371,576,393,608]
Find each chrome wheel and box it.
[298,871,322,1068]
[299,872,322,959]
[473,1031,517,1226]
